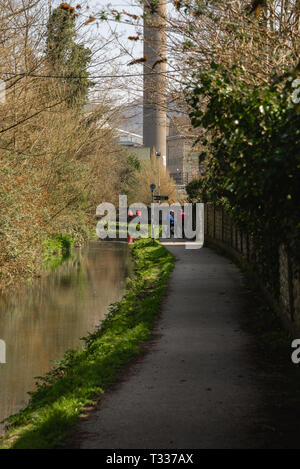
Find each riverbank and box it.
[0,239,175,449]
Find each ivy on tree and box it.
[46,5,92,106]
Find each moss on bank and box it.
[43,234,74,270]
[0,239,175,449]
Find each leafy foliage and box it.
[43,234,73,270]
[188,63,300,290]
[46,6,92,106]
[186,178,204,202]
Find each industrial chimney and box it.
[143,0,167,166]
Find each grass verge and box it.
[43,234,74,270]
[0,238,175,449]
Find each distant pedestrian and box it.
[180,211,185,236]
[169,211,174,236]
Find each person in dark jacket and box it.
[169,211,174,236]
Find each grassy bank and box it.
[0,239,175,449]
[43,234,74,270]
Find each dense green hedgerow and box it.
[0,238,175,449]
[188,63,300,292]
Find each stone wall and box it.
[204,204,300,336]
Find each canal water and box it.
[0,241,132,434]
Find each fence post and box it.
[221,207,224,242]
[287,249,295,322]
[246,233,250,262]
[213,205,216,239]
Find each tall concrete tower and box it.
[143,1,167,166]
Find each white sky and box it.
[88,0,143,55]
[83,0,144,102]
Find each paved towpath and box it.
[64,244,300,449]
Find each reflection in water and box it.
[0,241,131,434]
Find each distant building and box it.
[167,135,201,185]
[117,128,151,163]
[115,101,204,182]
[128,146,151,163]
[117,128,143,147]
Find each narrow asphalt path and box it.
[64,245,300,449]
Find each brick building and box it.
[167,135,202,185]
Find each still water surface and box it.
[0,241,131,434]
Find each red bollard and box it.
[128,235,134,244]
